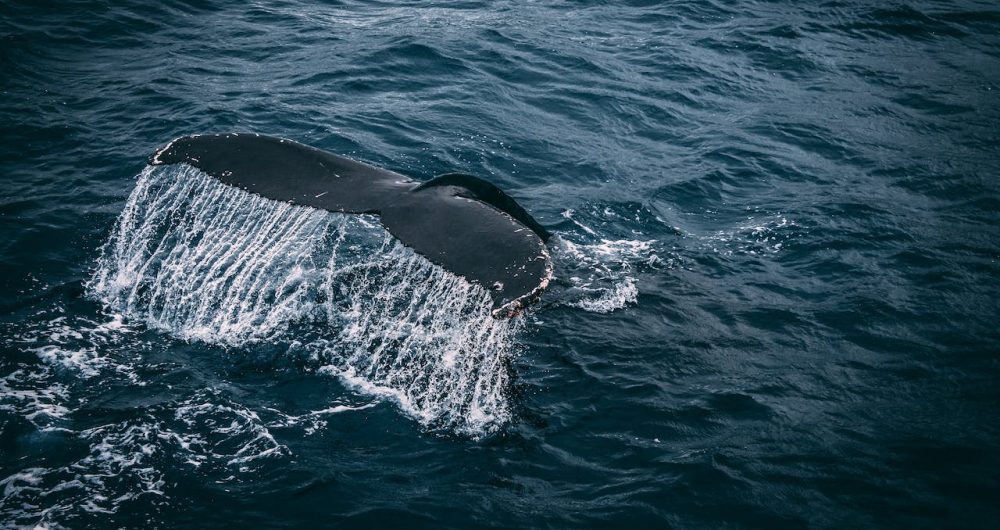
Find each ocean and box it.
[1,1,998,528]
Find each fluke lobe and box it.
[149,133,552,317]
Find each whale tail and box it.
[150,133,552,316]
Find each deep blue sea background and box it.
[2,1,999,528]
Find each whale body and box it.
[149,133,552,316]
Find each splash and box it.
[89,165,522,436]
[552,207,669,313]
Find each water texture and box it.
[2,1,998,528]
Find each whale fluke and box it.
[149,133,551,316]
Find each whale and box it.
[149,133,552,317]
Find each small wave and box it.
[264,400,377,436]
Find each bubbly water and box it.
[90,165,522,436]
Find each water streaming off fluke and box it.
[89,165,523,436]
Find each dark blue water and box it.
[2,1,999,528]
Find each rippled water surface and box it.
[2,1,999,528]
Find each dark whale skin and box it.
[150,133,552,316]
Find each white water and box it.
[89,165,522,436]
[553,208,665,313]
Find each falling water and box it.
[89,165,522,436]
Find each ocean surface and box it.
[2,1,998,528]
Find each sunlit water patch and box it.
[88,165,523,437]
